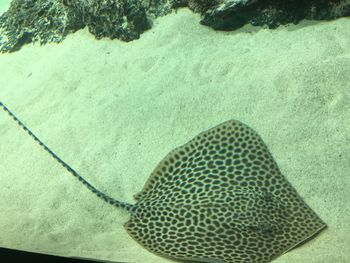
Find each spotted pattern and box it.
[125,120,326,263]
[0,102,325,263]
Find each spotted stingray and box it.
[1,102,326,263]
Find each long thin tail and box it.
[0,101,134,213]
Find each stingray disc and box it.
[124,120,326,263]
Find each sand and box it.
[0,4,349,263]
[0,1,9,14]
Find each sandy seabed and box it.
[0,2,349,263]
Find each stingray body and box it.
[1,101,326,263]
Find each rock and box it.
[1,0,350,53]
[199,0,350,30]
[0,0,160,53]
[0,0,84,52]
[71,0,152,41]
[199,0,260,30]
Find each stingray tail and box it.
[0,101,134,213]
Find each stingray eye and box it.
[0,101,327,263]
[124,120,326,263]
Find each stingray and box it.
[0,101,326,263]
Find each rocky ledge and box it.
[0,0,349,52]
